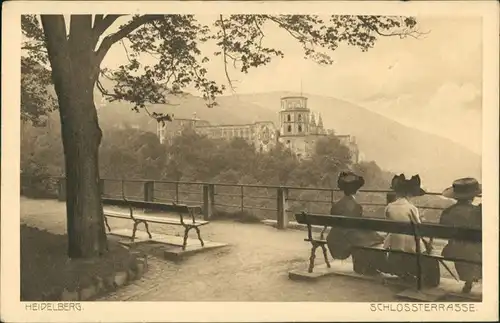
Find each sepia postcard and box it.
[2,0,499,322]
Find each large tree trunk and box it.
[41,15,108,258]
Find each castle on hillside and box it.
[157,96,360,163]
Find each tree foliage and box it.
[21,57,58,126]
[22,14,424,121]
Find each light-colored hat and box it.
[442,177,482,200]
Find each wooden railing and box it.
[49,176,455,230]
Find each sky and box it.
[99,15,483,155]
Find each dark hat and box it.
[442,177,482,200]
[391,174,426,196]
[386,191,397,204]
[337,171,365,192]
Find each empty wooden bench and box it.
[102,197,207,250]
[295,212,482,291]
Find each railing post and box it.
[202,184,213,220]
[330,190,334,211]
[240,185,244,212]
[277,187,289,229]
[144,181,155,202]
[209,183,215,209]
[175,182,179,203]
[57,177,66,201]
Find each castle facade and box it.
[157,96,360,163]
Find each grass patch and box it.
[21,224,138,301]
[211,209,262,223]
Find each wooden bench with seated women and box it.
[294,212,482,291]
[102,197,207,251]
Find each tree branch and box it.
[22,43,48,53]
[95,15,162,66]
[265,15,306,43]
[69,15,93,46]
[93,15,124,39]
[219,15,237,93]
[96,78,119,100]
[100,68,118,81]
[93,15,104,28]
[253,17,265,49]
[357,16,428,40]
[126,35,161,59]
[120,39,133,63]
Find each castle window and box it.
[298,125,302,132]
[287,125,292,132]
[287,114,291,122]
[298,114,302,121]
[286,140,290,145]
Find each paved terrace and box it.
[21,197,464,302]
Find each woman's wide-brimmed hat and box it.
[337,171,365,192]
[442,177,482,200]
[390,174,426,196]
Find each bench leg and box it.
[182,227,192,251]
[194,227,205,247]
[131,221,140,242]
[321,244,331,268]
[104,216,111,232]
[143,221,153,239]
[308,244,319,273]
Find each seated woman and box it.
[440,177,482,293]
[326,171,386,276]
[383,174,441,287]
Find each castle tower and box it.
[309,112,317,134]
[310,112,316,126]
[278,96,310,158]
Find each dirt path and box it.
[19,198,414,302]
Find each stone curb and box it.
[46,252,149,302]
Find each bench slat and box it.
[295,213,481,242]
[103,210,208,226]
[102,198,203,214]
[304,238,327,244]
[103,210,130,219]
[133,214,208,226]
